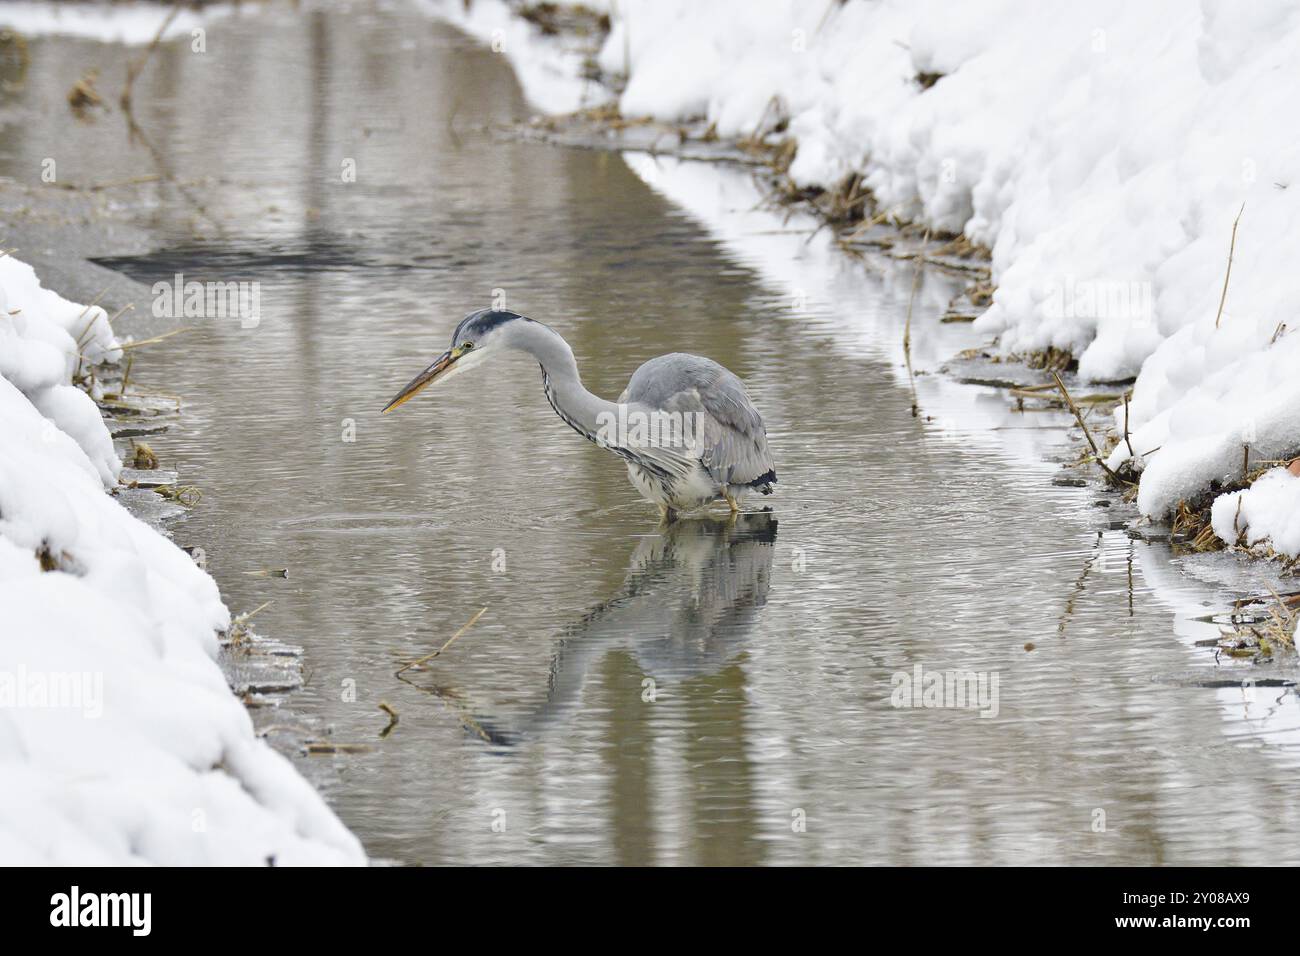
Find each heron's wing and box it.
[620,354,776,488]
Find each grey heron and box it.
[382,308,776,520]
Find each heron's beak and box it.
[382,348,459,414]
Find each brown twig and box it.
[396,607,487,675]
[116,326,195,350]
[121,2,183,113]
[902,228,931,356]
[1122,391,1135,458]
[1050,371,1127,485]
[1214,203,1244,329]
[378,701,399,738]
[76,285,112,321]
[54,174,162,192]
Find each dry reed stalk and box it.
[121,2,182,112]
[1050,371,1127,485]
[1214,203,1245,329]
[116,327,194,351]
[396,607,487,675]
[902,228,931,356]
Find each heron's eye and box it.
[461,341,474,350]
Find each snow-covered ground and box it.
[0,1,238,42]
[0,254,363,864]
[429,0,1300,560]
[1212,465,1300,560]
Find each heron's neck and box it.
[509,320,617,443]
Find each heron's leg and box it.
[658,503,678,524]
[723,491,740,515]
[721,505,738,530]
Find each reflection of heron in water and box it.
[404,512,777,747]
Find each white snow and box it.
[0,1,235,43]
[1212,467,1300,559]
[0,257,121,486]
[0,255,363,865]
[424,0,1300,549]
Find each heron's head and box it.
[382,308,526,413]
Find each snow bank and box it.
[1106,320,1300,521]
[1212,467,1300,559]
[0,257,121,486]
[430,0,1300,534]
[0,256,362,865]
[0,2,233,43]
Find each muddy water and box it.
[6,3,1300,864]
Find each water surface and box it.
[4,1,1299,864]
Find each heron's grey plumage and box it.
[619,353,776,495]
[391,309,777,516]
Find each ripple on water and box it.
[13,5,1298,864]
